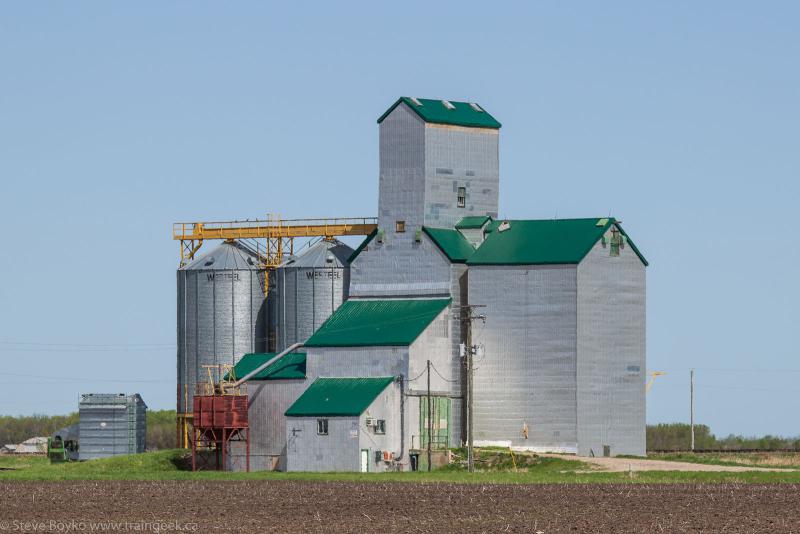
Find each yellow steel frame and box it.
[173,216,377,268]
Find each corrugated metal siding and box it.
[468,265,578,451]
[286,384,400,472]
[577,235,646,456]
[306,346,409,382]
[448,263,468,444]
[349,225,452,297]
[286,416,361,472]
[358,385,401,473]
[306,346,412,462]
[423,123,499,228]
[229,379,306,471]
[378,102,426,235]
[78,394,146,460]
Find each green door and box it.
[419,397,451,449]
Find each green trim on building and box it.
[455,215,492,230]
[285,377,395,417]
[226,352,306,381]
[347,228,377,264]
[377,97,501,129]
[422,227,475,263]
[305,298,452,347]
[468,218,648,266]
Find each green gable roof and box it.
[422,227,475,263]
[378,97,501,129]
[226,352,306,381]
[285,377,395,417]
[455,215,492,230]
[305,298,451,347]
[468,218,648,266]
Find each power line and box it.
[429,362,459,384]
[0,371,172,384]
[0,348,175,353]
[0,341,174,347]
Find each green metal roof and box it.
[377,97,501,129]
[226,352,306,381]
[455,215,492,230]
[422,227,475,263]
[468,218,648,266]
[305,298,451,347]
[347,228,377,264]
[285,377,395,417]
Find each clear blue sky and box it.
[1,2,797,437]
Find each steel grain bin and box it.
[273,239,352,351]
[177,241,266,419]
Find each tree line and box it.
[0,410,177,451]
[646,423,800,451]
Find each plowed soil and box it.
[2,481,799,533]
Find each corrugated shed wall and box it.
[379,102,426,234]
[349,226,452,297]
[423,124,499,228]
[306,345,416,463]
[229,379,307,471]
[577,232,646,456]
[78,394,146,460]
[285,384,400,472]
[469,265,578,451]
[286,416,361,472]
[359,385,401,473]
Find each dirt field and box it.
[2,481,799,533]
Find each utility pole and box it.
[427,359,432,472]
[461,304,486,474]
[690,368,695,451]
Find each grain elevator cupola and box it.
[376,97,501,233]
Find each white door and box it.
[360,449,369,472]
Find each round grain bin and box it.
[273,239,353,351]
[176,241,266,423]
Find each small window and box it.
[395,220,406,233]
[457,187,466,208]
[442,100,455,110]
[317,419,328,435]
[374,419,386,434]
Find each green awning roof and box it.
[378,97,501,129]
[423,227,475,263]
[285,377,395,417]
[305,298,451,347]
[455,215,492,230]
[226,352,306,381]
[468,218,648,266]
